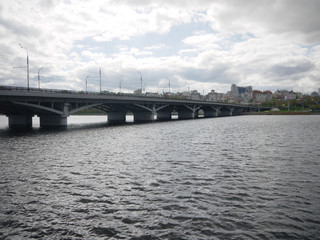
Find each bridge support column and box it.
[8,115,33,129]
[228,108,235,116]
[220,111,229,116]
[40,115,67,128]
[233,108,242,115]
[220,109,234,116]
[178,110,195,120]
[134,112,156,122]
[204,110,216,118]
[157,111,172,121]
[108,112,126,124]
[210,107,221,117]
[39,103,69,128]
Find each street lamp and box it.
[137,71,142,94]
[38,67,43,89]
[95,62,102,93]
[85,75,90,93]
[18,43,29,91]
[119,80,124,93]
[99,67,101,93]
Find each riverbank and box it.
[241,111,320,115]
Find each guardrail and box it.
[0,85,111,95]
[0,85,252,106]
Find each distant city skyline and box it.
[0,0,319,94]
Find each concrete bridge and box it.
[0,86,262,129]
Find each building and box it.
[295,92,303,99]
[206,89,219,101]
[179,91,190,99]
[273,90,296,100]
[231,84,252,98]
[230,84,252,103]
[190,90,202,100]
[263,91,273,101]
[231,84,238,97]
[134,89,142,95]
[252,90,272,102]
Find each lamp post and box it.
[18,43,29,91]
[86,75,90,93]
[38,67,43,89]
[99,67,101,93]
[137,71,142,94]
[119,80,124,93]
[95,62,102,93]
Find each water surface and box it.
[0,115,319,239]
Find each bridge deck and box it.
[0,85,265,128]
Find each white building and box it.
[206,90,219,101]
[252,90,273,102]
[190,90,202,100]
[273,90,296,100]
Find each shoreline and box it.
[241,111,320,115]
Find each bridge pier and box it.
[157,110,172,121]
[220,111,230,116]
[107,112,126,124]
[178,110,195,120]
[228,107,235,116]
[233,108,243,115]
[40,115,67,128]
[195,110,199,118]
[204,110,217,118]
[220,109,234,116]
[134,111,156,122]
[177,105,197,120]
[8,115,33,129]
[39,103,69,128]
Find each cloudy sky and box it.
[0,0,319,94]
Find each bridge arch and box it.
[69,103,104,115]
[0,87,262,129]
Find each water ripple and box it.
[1,115,320,239]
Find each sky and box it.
[0,0,320,94]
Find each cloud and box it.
[144,44,167,50]
[0,0,319,94]
[205,0,320,44]
[270,60,315,78]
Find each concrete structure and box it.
[0,85,267,129]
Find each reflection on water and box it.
[0,115,132,128]
[0,115,320,239]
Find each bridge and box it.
[0,86,263,129]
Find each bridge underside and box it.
[0,98,253,129]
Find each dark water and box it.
[0,115,320,239]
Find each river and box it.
[0,115,319,239]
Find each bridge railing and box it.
[0,85,255,107]
[0,85,131,97]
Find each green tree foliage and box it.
[75,108,105,115]
[261,96,320,112]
